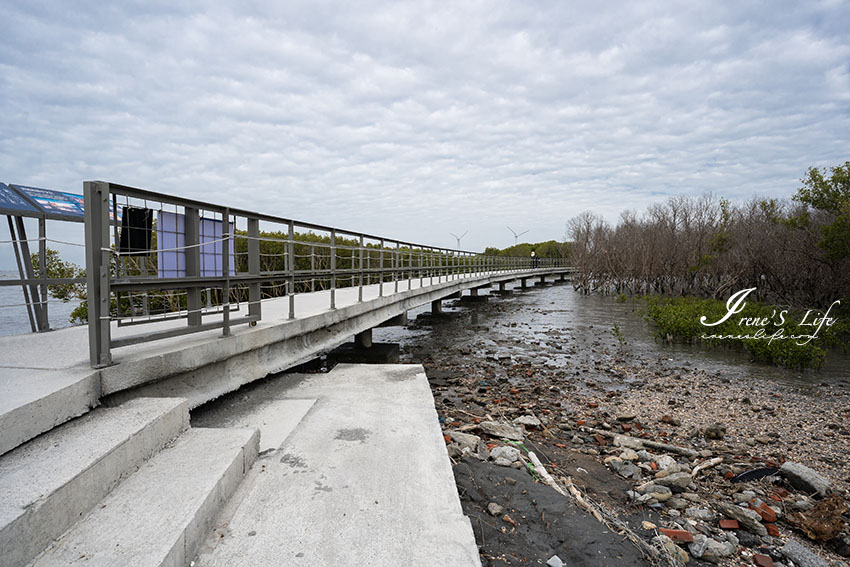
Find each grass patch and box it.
[639,295,848,370]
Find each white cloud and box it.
[1,0,849,269]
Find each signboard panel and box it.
[10,184,86,220]
[0,183,41,216]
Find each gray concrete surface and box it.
[0,367,99,456]
[193,364,482,567]
[30,427,259,567]
[0,397,188,567]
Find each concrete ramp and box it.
[194,364,481,567]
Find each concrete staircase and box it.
[0,397,259,567]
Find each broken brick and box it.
[719,519,739,530]
[658,528,694,543]
[753,554,774,567]
[752,502,777,523]
[587,402,599,408]
[621,424,632,432]
[765,524,780,537]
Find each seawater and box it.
[0,271,82,337]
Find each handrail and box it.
[83,181,571,367]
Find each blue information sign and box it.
[0,183,41,216]
[10,184,86,220]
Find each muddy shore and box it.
[378,284,850,567]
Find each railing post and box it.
[330,229,336,309]
[84,181,112,367]
[378,238,384,297]
[310,245,315,292]
[248,217,261,322]
[358,234,364,302]
[222,207,231,337]
[395,242,400,293]
[185,207,201,326]
[288,220,295,319]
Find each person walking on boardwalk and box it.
[531,250,539,269]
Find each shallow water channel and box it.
[373,281,850,391]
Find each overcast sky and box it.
[1,1,849,268]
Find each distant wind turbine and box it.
[506,226,529,246]
[449,230,468,249]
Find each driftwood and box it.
[691,457,723,477]
[583,427,700,459]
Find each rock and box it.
[779,462,831,497]
[704,424,726,440]
[513,415,542,428]
[487,502,504,516]
[637,450,653,462]
[716,502,767,536]
[780,540,829,567]
[546,556,564,567]
[654,472,692,492]
[652,534,689,565]
[755,435,772,444]
[684,507,715,522]
[490,446,521,467]
[831,533,850,557]
[449,431,481,453]
[613,434,645,450]
[734,490,756,504]
[610,459,641,479]
[736,529,762,548]
[667,498,689,510]
[480,421,525,441]
[616,414,636,422]
[656,455,677,470]
[642,521,657,530]
[689,534,735,562]
[619,449,639,461]
[640,484,672,496]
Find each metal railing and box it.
[84,181,569,367]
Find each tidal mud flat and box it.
[375,283,850,567]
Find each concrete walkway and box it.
[192,364,482,566]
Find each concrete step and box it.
[0,367,99,457]
[30,427,260,567]
[0,397,188,567]
[194,364,481,567]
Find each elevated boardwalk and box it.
[0,268,568,456]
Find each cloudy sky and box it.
[1,1,849,268]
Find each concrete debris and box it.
[479,421,524,441]
[780,461,832,497]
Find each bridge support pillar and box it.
[431,299,443,315]
[355,328,373,349]
[469,287,479,297]
[539,275,546,284]
[498,282,506,292]
[521,278,528,289]
[559,273,566,281]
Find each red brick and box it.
[587,402,599,408]
[719,519,739,530]
[592,434,608,446]
[765,524,780,537]
[658,528,694,543]
[753,554,774,567]
[753,502,777,523]
[576,420,586,426]
[621,424,632,432]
